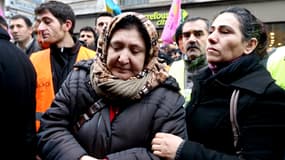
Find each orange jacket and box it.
[30,46,96,131]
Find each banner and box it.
[160,0,182,45]
[105,0,121,16]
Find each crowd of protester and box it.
[1,1,285,159]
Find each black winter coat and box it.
[180,53,285,160]
[37,59,187,160]
[0,27,37,159]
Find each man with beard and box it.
[169,17,209,106]
[79,26,96,51]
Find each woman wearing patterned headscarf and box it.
[37,12,187,160]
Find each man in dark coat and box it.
[0,17,37,160]
[9,14,42,56]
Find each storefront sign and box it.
[144,9,188,28]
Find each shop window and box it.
[266,22,285,49]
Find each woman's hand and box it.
[151,132,184,160]
[80,155,98,160]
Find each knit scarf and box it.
[90,12,169,102]
[185,54,207,71]
[90,57,169,102]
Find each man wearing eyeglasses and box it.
[169,17,209,106]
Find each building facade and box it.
[1,0,44,22]
[1,0,284,48]
[72,0,285,49]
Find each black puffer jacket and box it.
[37,59,187,160]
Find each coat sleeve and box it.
[37,69,91,160]
[107,148,160,160]
[178,84,285,160]
[107,88,187,160]
[153,88,187,138]
[179,141,240,160]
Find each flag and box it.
[105,0,122,16]
[161,0,182,45]
[0,8,4,17]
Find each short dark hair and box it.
[174,23,183,45]
[35,0,75,34]
[183,16,210,31]
[10,14,32,27]
[94,12,114,26]
[0,16,8,29]
[79,26,96,38]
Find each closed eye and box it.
[110,42,123,51]
[130,46,144,54]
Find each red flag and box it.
[161,0,182,45]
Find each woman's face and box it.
[206,12,249,64]
[107,28,146,80]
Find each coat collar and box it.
[199,53,274,94]
[0,27,10,41]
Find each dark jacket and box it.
[15,38,42,56]
[37,59,187,160]
[180,53,285,160]
[0,27,37,159]
[26,38,42,56]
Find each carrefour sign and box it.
[144,9,188,28]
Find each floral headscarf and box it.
[90,12,169,101]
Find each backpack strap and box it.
[230,89,241,155]
[73,98,106,132]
